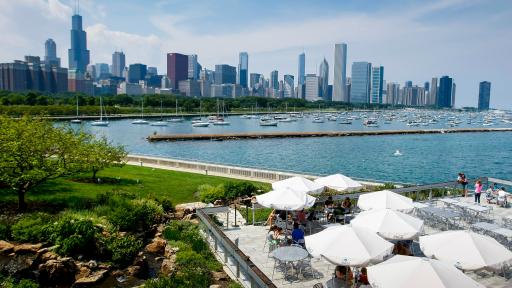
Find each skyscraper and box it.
[437,76,453,108]
[478,81,491,110]
[44,39,60,67]
[283,74,294,98]
[167,53,188,89]
[188,54,198,80]
[333,43,348,102]
[270,70,279,89]
[350,62,372,104]
[111,51,125,78]
[429,77,438,106]
[214,64,236,85]
[95,63,110,80]
[250,73,261,89]
[318,58,329,101]
[298,53,305,86]
[305,74,319,101]
[128,64,147,84]
[238,52,248,88]
[68,12,90,73]
[370,66,384,104]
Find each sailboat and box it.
[91,95,109,126]
[70,94,82,124]
[192,101,209,127]
[212,100,231,125]
[150,98,168,126]
[167,98,184,123]
[132,98,149,124]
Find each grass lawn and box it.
[0,165,269,209]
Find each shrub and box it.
[44,217,100,257]
[143,276,174,288]
[0,221,11,241]
[11,213,53,243]
[198,184,225,204]
[173,250,211,287]
[224,181,258,200]
[156,198,174,213]
[103,234,142,267]
[107,199,163,232]
[0,276,39,288]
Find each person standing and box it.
[457,173,468,197]
[474,180,483,204]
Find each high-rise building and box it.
[214,64,236,85]
[305,74,320,101]
[86,64,96,80]
[188,54,198,80]
[178,79,201,97]
[95,63,110,80]
[68,13,90,73]
[350,62,371,104]
[283,74,294,98]
[200,69,214,83]
[437,76,454,108]
[318,58,329,101]
[167,53,188,90]
[424,81,430,92]
[270,70,279,89]
[147,67,158,77]
[478,81,491,110]
[0,57,67,93]
[111,51,125,78]
[370,66,384,104]
[128,64,147,84]
[44,39,61,67]
[386,82,400,105]
[238,52,248,88]
[333,43,348,102]
[298,53,305,86]
[429,77,438,106]
[249,73,261,89]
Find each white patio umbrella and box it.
[419,230,512,271]
[367,255,484,288]
[305,225,393,267]
[256,187,316,210]
[351,209,424,240]
[314,173,363,192]
[357,190,414,212]
[272,176,324,195]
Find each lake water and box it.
[67,111,512,184]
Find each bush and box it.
[11,213,53,243]
[143,276,174,288]
[0,221,11,241]
[198,184,225,204]
[44,217,100,257]
[156,198,174,213]
[0,276,39,288]
[103,234,142,267]
[224,181,258,200]
[107,199,163,232]
[162,221,206,251]
[173,250,211,287]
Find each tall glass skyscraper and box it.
[298,53,305,86]
[111,51,125,78]
[350,62,371,104]
[167,53,188,89]
[283,74,294,98]
[214,64,236,85]
[437,76,453,108]
[238,52,248,88]
[68,13,90,74]
[188,54,198,80]
[370,66,384,104]
[478,81,491,110]
[318,58,329,101]
[270,70,279,89]
[44,39,60,67]
[333,43,348,102]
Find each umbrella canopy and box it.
[367,255,484,288]
[255,188,316,211]
[420,230,512,271]
[305,225,393,267]
[351,209,424,240]
[272,176,324,195]
[357,190,414,212]
[313,173,363,192]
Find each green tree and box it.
[78,136,127,181]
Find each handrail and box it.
[197,209,277,288]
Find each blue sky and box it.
[0,0,511,108]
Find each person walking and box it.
[457,173,468,197]
[474,180,483,204]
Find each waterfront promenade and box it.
[147,127,512,141]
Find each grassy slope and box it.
[0,165,269,206]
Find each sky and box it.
[0,0,511,108]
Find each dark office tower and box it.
[238,52,248,88]
[167,53,188,89]
[68,12,90,73]
[128,64,147,84]
[270,70,279,89]
[437,76,453,108]
[112,51,125,77]
[45,39,60,67]
[478,81,491,110]
[424,81,430,92]
[214,64,236,85]
[405,81,413,88]
[250,73,261,89]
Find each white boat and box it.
[132,99,149,125]
[70,119,82,124]
[91,95,109,126]
[339,118,352,124]
[278,118,293,122]
[70,94,81,124]
[394,150,402,156]
[312,117,325,123]
[260,119,278,126]
[150,99,168,126]
[364,118,379,127]
[192,122,210,127]
[212,120,231,125]
[167,98,184,123]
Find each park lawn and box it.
[0,164,269,207]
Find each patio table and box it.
[471,222,501,232]
[271,246,309,281]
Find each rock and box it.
[213,200,224,206]
[125,265,141,277]
[75,266,92,280]
[73,269,108,287]
[144,237,166,254]
[183,213,197,221]
[38,257,77,286]
[209,285,222,288]
[13,243,43,254]
[39,251,58,262]
[175,202,207,214]
[163,245,177,258]
[212,271,229,281]
[97,263,111,270]
[159,255,176,276]
[0,240,14,254]
[126,255,148,278]
[156,224,165,233]
[0,254,36,276]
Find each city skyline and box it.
[0,0,510,108]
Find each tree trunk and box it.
[17,189,26,211]
[92,169,97,182]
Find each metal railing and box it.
[197,208,277,288]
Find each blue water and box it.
[65,113,512,184]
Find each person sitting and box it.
[291,222,305,247]
[485,184,497,204]
[357,267,370,287]
[393,242,412,256]
[266,225,279,251]
[342,197,352,214]
[325,196,335,222]
[326,265,352,288]
[497,188,509,207]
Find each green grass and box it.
[0,165,269,207]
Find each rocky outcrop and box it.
[0,240,14,254]
[13,243,43,254]
[38,257,78,286]
[73,269,109,287]
[159,255,176,276]
[144,237,166,254]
